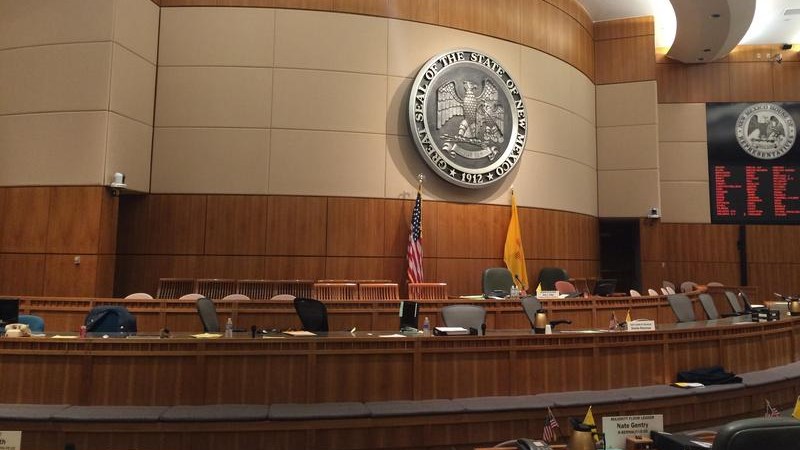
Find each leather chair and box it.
[698,293,719,320]
[18,314,45,332]
[667,294,696,323]
[196,297,220,332]
[293,298,328,332]
[536,267,569,291]
[725,290,747,315]
[482,268,513,298]
[711,417,800,450]
[441,305,486,335]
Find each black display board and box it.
[707,102,800,223]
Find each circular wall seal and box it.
[408,49,527,188]
[735,103,796,160]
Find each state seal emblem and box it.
[408,49,527,188]
[735,103,796,160]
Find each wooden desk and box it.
[1,316,797,406]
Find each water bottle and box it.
[225,317,233,338]
[422,316,430,336]
[510,284,519,300]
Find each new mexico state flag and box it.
[504,191,529,291]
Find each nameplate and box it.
[627,319,656,331]
[536,291,560,299]
[602,414,663,449]
[0,431,22,450]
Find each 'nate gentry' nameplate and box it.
[627,319,656,332]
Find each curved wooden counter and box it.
[1,316,797,406]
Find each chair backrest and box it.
[680,281,698,293]
[725,290,744,314]
[647,288,659,296]
[662,280,676,290]
[555,280,577,294]
[196,297,220,332]
[660,287,669,295]
[711,417,800,450]
[698,293,719,320]
[270,294,296,301]
[196,279,238,300]
[358,283,400,300]
[667,294,696,323]
[313,283,358,300]
[665,286,676,294]
[738,290,753,310]
[180,293,205,301]
[482,268,513,297]
[441,305,486,335]
[156,278,195,299]
[124,292,153,299]
[408,282,448,300]
[293,297,328,332]
[706,281,724,287]
[520,297,543,329]
[18,314,45,332]
[85,306,137,333]
[222,294,250,301]
[536,267,569,291]
[629,289,641,297]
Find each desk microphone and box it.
[251,325,257,338]
[514,274,527,293]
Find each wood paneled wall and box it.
[657,45,800,103]
[593,16,655,85]
[154,0,596,79]
[114,194,600,297]
[640,219,800,301]
[0,186,117,297]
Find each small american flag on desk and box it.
[406,190,424,283]
[542,407,560,442]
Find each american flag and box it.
[406,191,424,283]
[542,407,560,442]
[765,399,781,418]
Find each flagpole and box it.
[417,173,425,193]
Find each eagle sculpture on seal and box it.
[437,79,504,145]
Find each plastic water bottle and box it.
[225,318,233,338]
[422,316,430,336]
[510,284,519,301]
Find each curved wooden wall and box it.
[156,0,595,79]
[114,194,599,297]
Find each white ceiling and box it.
[577,0,800,46]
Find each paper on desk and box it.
[262,335,286,339]
[690,440,712,448]
[459,295,485,300]
[51,335,79,339]
[191,333,222,338]
[379,333,407,338]
[283,330,316,337]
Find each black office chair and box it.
[85,306,137,333]
[441,304,486,335]
[293,297,328,332]
[482,267,514,298]
[520,297,571,331]
[196,297,220,332]
[536,267,569,291]
[667,294,696,323]
[698,293,719,320]
[711,417,800,450]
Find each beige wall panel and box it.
[598,169,660,218]
[659,142,709,182]
[269,129,385,197]
[658,103,707,142]
[113,0,159,63]
[521,152,597,215]
[110,44,156,125]
[159,7,274,67]
[275,10,386,74]
[524,100,596,168]
[0,42,111,115]
[386,19,521,80]
[519,47,595,124]
[152,128,269,194]
[387,76,412,137]
[0,0,112,51]
[106,113,152,192]
[0,112,107,186]
[597,125,658,171]
[660,181,710,223]
[385,135,514,206]
[596,81,658,127]
[155,66,272,128]
[271,69,386,134]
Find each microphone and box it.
[251,325,257,338]
[514,274,528,294]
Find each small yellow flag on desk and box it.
[625,308,632,324]
[536,282,542,294]
[792,395,800,420]
[583,405,599,442]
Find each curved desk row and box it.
[1,316,798,406]
[16,288,751,333]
